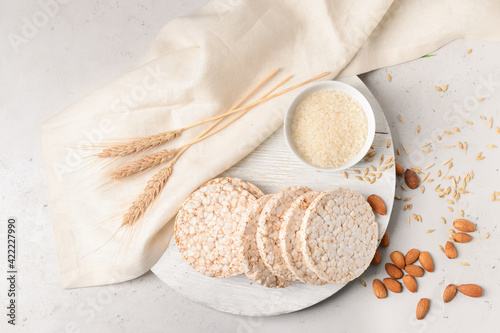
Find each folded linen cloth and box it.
[41,0,500,288]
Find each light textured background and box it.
[1,1,499,332]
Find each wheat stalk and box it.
[97,69,279,159]
[98,129,183,158]
[121,161,174,227]
[111,148,179,180]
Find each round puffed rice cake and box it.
[300,188,377,283]
[279,191,328,285]
[175,177,263,278]
[256,186,311,281]
[236,195,291,288]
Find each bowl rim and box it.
[283,80,376,172]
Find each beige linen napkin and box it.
[41,0,500,288]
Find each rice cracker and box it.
[237,195,291,288]
[279,191,327,285]
[256,186,310,281]
[175,177,263,278]
[300,188,377,283]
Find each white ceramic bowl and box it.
[284,80,376,172]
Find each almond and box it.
[390,251,405,269]
[445,241,457,259]
[405,169,420,189]
[405,249,420,265]
[383,278,402,293]
[453,219,476,232]
[385,263,403,279]
[419,251,434,272]
[402,275,417,293]
[367,194,387,215]
[380,232,390,248]
[371,249,381,265]
[457,284,483,297]
[404,265,424,277]
[416,298,430,320]
[395,162,404,176]
[453,232,472,243]
[443,284,457,303]
[373,279,387,299]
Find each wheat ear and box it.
[97,129,183,158]
[121,160,174,227]
[110,148,179,180]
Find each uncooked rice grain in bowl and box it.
[284,81,375,171]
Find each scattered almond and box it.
[380,232,390,248]
[371,249,381,265]
[445,241,457,259]
[416,298,430,320]
[443,284,457,303]
[453,233,472,243]
[372,279,387,299]
[405,265,424,278]
[419,251,434,272]
[405,249,420,265]
[405,169,420,189]
[367,195,387,216]
[402,275,417,293]
[385,263,403,279]
[383,278,402,293]
[390,251,406,269]
[453,219,476,232]
[457,284,483,298]
[395,162,404,176]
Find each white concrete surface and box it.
[1,1,499,332]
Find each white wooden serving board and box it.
[152,76,395,316]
